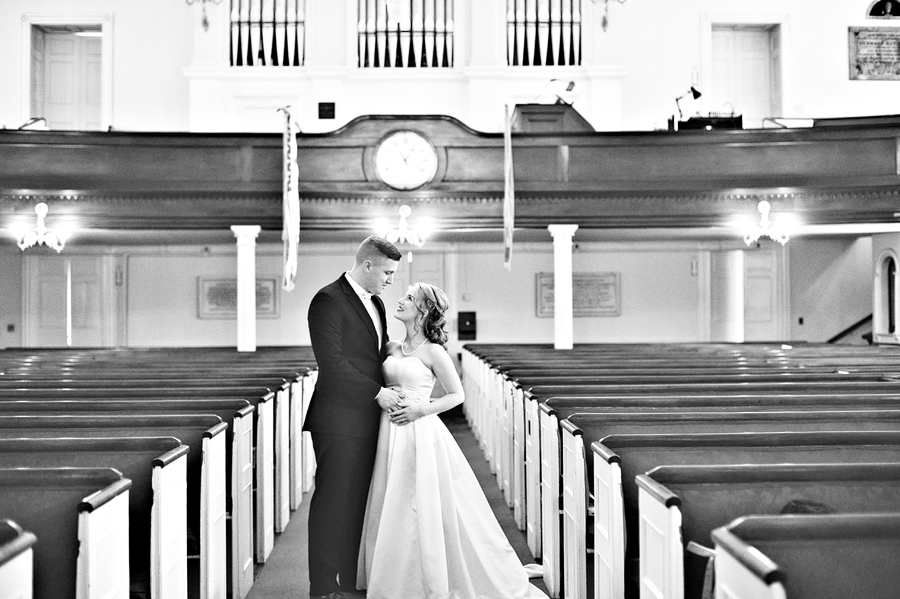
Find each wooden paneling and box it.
[1,115,899,236]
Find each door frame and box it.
[20,13,114,129]
[699,12,791,122]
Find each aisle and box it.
[246,410,547,598]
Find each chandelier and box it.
[13,202,70,252]
[743,200,789,245]
[379,204,426,247]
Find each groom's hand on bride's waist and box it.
[376,387,405,412]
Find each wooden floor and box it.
[246,409,548,598]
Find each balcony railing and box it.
[507,0,581,66]
[358,0,455,68]
[230,0,306,66]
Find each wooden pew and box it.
[539,407,900,598]
[0,467,131,599]
[587,431,900,599]
[496,373,900,516]
[0,519,37,599]
[636,462,900,599]
[0,387,279,568]
[0,399,255,599]
[711,513,900,599]
[532,392,900,589]
[0,413,227,599]
[0,437,189,599]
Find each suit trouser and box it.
[308,431,378,596]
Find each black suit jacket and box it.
[303,275,388,439]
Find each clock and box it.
[374,131,438,190]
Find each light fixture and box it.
[675,87,702,120]
[185,0,223,31]
[376,204,429,262]
[12,202,70,253]
[743,200,789,246]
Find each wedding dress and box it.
[357,354,548,599]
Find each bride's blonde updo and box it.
[412,282,450,347]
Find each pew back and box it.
[0,468,131,599]
[0,437,188,599]
[712,513,900,599]
[637,462,900,599]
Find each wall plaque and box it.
[198,277,279,319]
[849,27,900,80]
[536,272,621,318]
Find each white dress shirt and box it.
[345,273,383,349]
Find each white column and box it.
[231,225,262,352]
[548,224,578,350]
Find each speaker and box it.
[458,311,476,340]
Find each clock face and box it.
[375,131,438,190]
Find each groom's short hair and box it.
[356,235,402,264]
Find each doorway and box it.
[30,25,103,130]
[708,24,783,129]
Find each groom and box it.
[304,235,403,599]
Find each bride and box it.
[357,282,548,599]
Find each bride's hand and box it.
[389,402,425,426]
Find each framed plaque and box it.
[198,277,280,319]
[849,27,900,80]
[536,272,621,318]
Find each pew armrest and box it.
[591,440,621,465]
[0,521,37,568]
[636,473,682,508]
[79,478,133,513]
[711,527,785,586]
[153,444,190,467]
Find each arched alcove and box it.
[874,250,899,343]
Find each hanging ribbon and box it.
[503,103,515,271]
[278,106,300,291]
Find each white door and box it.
[24,255,123,347]
[710,25,781,128]
[33,28,102,130]
[743,245,788,342]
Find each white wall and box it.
[2,235,876,349]
[0,0,194,131]
[125,239,703,349]
[2,0,897,133]
[788,236,873,342]
[0,248,23,348]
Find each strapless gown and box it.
[357,354,548,599]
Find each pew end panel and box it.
[152,444,191,599]
[560,420,588,599]
[78,479,132,599]
[591,441,625,599]
[274,384,291,534]
[635,476,683,599]
[254,392,276,564]
[202,422,229,599]
[232,406,255,599]
[290,378,303,510]
[512,383,527,531]
[539,407,562,598]
[0,520,37,599]
[525,393,542,557]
